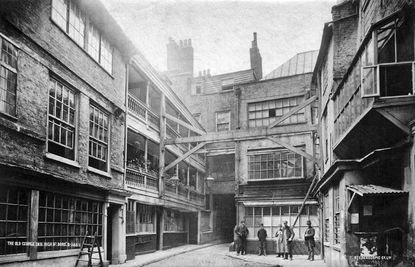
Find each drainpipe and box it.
[234,87,241,129]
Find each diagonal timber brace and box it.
[164,113,206,135]
[267,136,318,164]
[164,142,208,172]
[166,124,317,145]
[268,95,317,129]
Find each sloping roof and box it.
[264,50,319,80]
[347,184,408,196]
[193,69,255,94]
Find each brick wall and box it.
[0,0,127,190]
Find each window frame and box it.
[50,0,113,75]
[333,184,340,245]
[215,110,230,132]
[88,103,110,174]
[0,33,18,118]
[46,76,78,162]
[247,148,304,181]
[247,96,306,128]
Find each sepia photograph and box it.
[0,0,414,266]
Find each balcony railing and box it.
[126,167,159,191]
[128,94,160,130]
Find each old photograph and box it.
[0,0,414,266]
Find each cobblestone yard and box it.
[144,244,325,267]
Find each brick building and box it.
[166,34,322,254]
[0,0,136,265]
[313,0,415,266]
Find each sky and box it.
[102,0,336,76]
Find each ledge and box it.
[87,166,112,179]
[45,153,81,169]
[0,115,45,142]
[0,253,29,264]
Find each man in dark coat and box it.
[282,220,295,260]
[304,220,316,261]
[234,220,249,255]
[257,223,267,256]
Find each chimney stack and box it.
[166,37,194,76]
[250,32,262,80]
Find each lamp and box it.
[205,175,215,188]
[167,175,180,185]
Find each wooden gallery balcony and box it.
[128,94,160,130]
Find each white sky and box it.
[102,0,336,76]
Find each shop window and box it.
[37,191,102,251]
[47,78,77,160]
[136,204,155,233]
[164,210,185,232]
[244,205,319,240]
[0,35,17,116]
[0,186,29,255]
[248,149,303,180]
[126,200,135,234]
[88,104,109,172]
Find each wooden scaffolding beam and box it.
[164,113,206,135]
[266,136,318,164]
[164,142,208,172]
[268,95,317,129]
[165,124,317,145]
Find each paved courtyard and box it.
[143,243,325,267]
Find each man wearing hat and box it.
[304,220,316,261]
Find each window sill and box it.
[126,232,156,237]
[50,18,114,79]
[45,153,81,168]
[0,111,18,122]
[87,166,112,178]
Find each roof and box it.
[264,50,319,80]
[347,184,408,196]
[193,69,255,94]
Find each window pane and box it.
[100,38,112,73]
[51,0,68,30]
[87,24,100,61]
[68,1,85,47]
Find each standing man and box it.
[282,220,295,260]
[304,220,315,261]
[234,220,249,255]
[257,223,267,256]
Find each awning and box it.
[347,184,408,196]
[346,184,408,211]
[242,199,318,207]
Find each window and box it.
[164,209,185,232]
[221,78,234,90]
[37,191,103,251]
[248,149,303,180]
[51,0,68,30]
[324,193,330,243]
[244,205,319,240]
[333,184,340,244]
[0,35,17,116]
[47,78,76,160]
[100,38,112,73]
[216,111,230,132]
[0,185,29,255]
[68,1,85,47]
[126,200,135,234]
[248,96,306,128]
[362,15,414,97]
[52,0,85,47]
[88,105,109,172]
[51,0,113,74]
[136,204,155,233]
[87,24,100,62]
[195,85,202,95]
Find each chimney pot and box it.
[199,71,202,77]
[188,39,192,46]
[180,40,183,47]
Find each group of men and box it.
[233,220,315,261]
